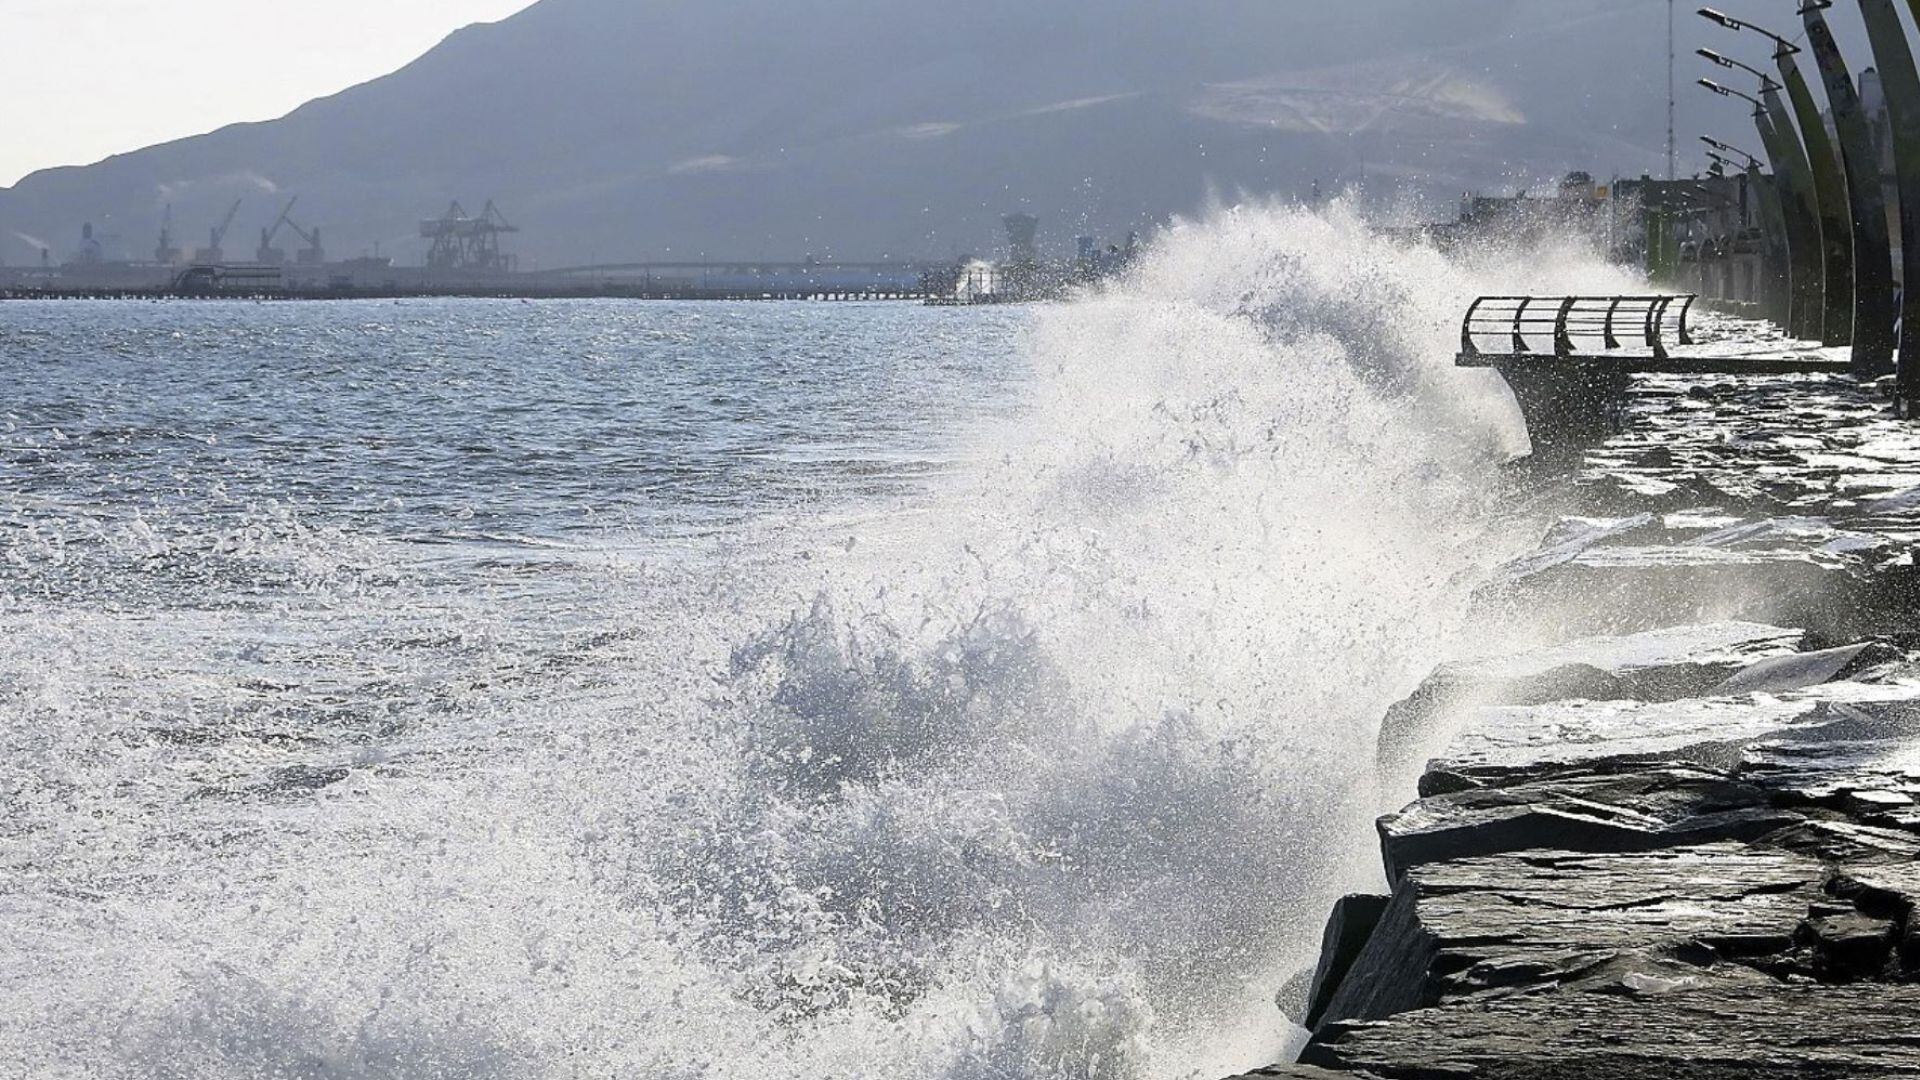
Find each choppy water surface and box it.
[1,207,1632,1078]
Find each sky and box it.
[0,0,1895,264]
[0,0,538,187]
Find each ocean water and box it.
[0,204,1633,1078]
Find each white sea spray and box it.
[0,204,1640,1078]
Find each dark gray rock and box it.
[1830,861,1920,918]
[1797,909,1898,981]
[1376,621,1805,781]
[1302,894,1391,1030]
[1379,765,1800,883]
[1312,842,1827,1033]
[1305,983,1920,1078]
[1305,884,1432,1035]
[1741,698,1920,828]
[1428,680,1920,785]
[1272,356,1920,1080]
[1480,546,1883,641]
[1516,374,1920,641]
[1712,641,1903,695]
[1813,805,1920,976]
[1219,1066,1367,1080]
[1489,514,1656,586]
[1760,818,1920,863]
[1457,622,1803,699]
[1576,371,1920,525]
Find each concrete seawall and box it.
[1236,322,1920,1078]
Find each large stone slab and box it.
[1573,368,1920,525]
[1487,514,1656,586]
[1300,894,1391,1030]
[1481,544,1887,640]
[1221,1060,1359,1068]
[1761,818,1920,864]
[1380,765,1798,882]
[1712,641,1901,695]
[1305,983,1920,1078]
[1454,621,1808,694]
[1741,698,1920,829]
[1479,482,1920,639]
[1376,621,1807,780]
[1312,842,1828,1033]
[1426,679,1920,788]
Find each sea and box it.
[0,203,1635,1078]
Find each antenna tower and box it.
[1668,0,1678,180]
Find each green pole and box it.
[1748,164,1793,327]
[1806,4,1895,375]
[1781,47,1857,345]
[1862,0,1920,404]
[1758,94,1828,339]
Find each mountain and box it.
[0,0,1788,267]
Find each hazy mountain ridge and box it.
[1,0,1772,266]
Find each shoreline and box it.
[1235,323,1920,1078]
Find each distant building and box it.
[1425,172,1609,251]
[925,214,1137,303]
[1614,170,1767,305]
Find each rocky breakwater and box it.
[1235,342,1920,1078]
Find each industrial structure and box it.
[256,198,298,265]
[192,200,242,265]
[154,205,181,265]
[285,211,326,266]
[2,196,1148,301]
[422,201,518,272]
[73,223,102,266]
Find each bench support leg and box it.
[1493,363,1630,461]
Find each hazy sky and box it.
[0,0,538,186]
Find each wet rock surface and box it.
[1379,765,1801,881]
[1310,983,1920,1079]
[1232,327,1920,1079]
[1375,621,1810,779]
[1481,367,1920,642]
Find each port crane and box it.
[283,213,326,266]
[421,200,518,271]
[193,199,243,264]
[256,197,298,264]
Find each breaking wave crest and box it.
[2,202,1637,1077]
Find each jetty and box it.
[1234,309,1920,1079]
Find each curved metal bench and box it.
[1459,294,1696,363]
[1453,293,1851,460]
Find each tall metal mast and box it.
[1668,0,1678,179]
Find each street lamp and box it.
[1698,77,1766,112]
[1697,48,1783,92]
[1700,135,1761,170]
[1697,8,1802,56]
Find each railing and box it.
[1459,294,1697,362]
